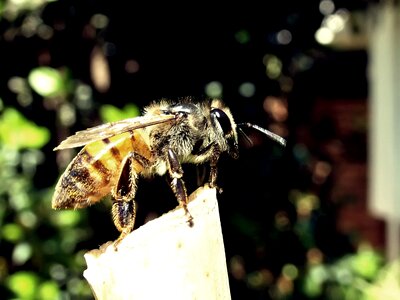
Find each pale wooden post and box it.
[83,186,232,300]
[368,2,400,261]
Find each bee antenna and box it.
[238,123,286,147]
[238,127,254,147]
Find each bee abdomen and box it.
[52,131,151,210]
[52,148,115,209]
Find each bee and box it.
[52,98,286,246]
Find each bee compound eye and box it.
[211,108,232,135]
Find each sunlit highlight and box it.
[315,27,334,45]
[316,9,350,45]
[28,67,63,97]
[325,13,347,32]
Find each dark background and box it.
[0,1,384,299]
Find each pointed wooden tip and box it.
[83,186,232,300]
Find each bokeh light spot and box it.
[263,96,288,121]
[275,211,291,230]
[125,59,140,74]
[18,211,38,228]
[230,255,246,280]
[49,264,67,281]
[282,264,299,280]
[325,12,347,32]
[90,46,111,93]
[312,160,332,184]
[263,54,282,79]
[6,271,39,299]
[90,13,109,29]
[59,103,76,127]
[319,0,335,15]
[12,242,32,265]
[247,269,273,289]
[307,248,324,265]
[2,223,23,242]
[205,81,223,98]
[276,29,292,45]
[8,76,26,94]
[28,67,64,97]
[37,24,53,40]
[75,83,93,110]
[238,82,255,98]
[315,27,334,45]
[235,29,250,44]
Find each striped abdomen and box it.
[52,130,151,209]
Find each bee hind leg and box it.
[111,153,141,248]
[167,149,193,226]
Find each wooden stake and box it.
[83,186,232,300]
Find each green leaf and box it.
[100,103,140,123]
[0,107,50,149]
[28,67,65,97]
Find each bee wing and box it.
[54,114,176,150]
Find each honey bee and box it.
[52,98,286,246]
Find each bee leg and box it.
[167,148,193,226]
[111,153,140,248]
[208,147,222,192]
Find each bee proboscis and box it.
[52,98,286,246]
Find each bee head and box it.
[210,100,239,159]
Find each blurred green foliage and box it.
[0,107,50,149]
[28,67,67,98]
[301,245,385,300]
[0,120,93,298]
[100,103,140,123]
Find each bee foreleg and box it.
[208,146,221,190]
[111,153,142,247]
[167,148,193,226]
